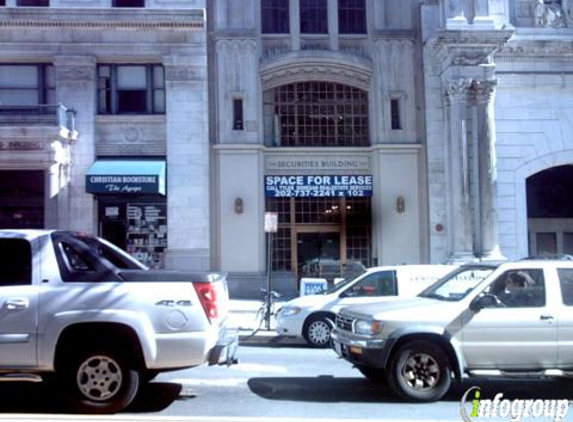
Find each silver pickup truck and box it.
[0,229,238,413]
[332,260,573,402]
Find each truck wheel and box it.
[303,315,334,347]
[387,340,451,402]
[62,348,140,414]
[357,366,386,382]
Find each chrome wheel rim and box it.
[308,320,331,345]
[77,355,122,401]
[402,352,440,391]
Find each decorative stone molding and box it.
[426,28,515,68]
[0,9,204,30]
[260,52,372,91]
[444,79,472,105]
[497,39,573,61]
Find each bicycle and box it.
[247,288,281,338]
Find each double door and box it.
[296,227,343,282]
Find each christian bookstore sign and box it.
[265,175,373,198]
[86,175,161,194]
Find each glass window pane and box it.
[262,0,289,34]
[0,66,37,88]
[117,66,146,89]
[153,90,165,113]
[153,66,164,88]
[117,90,147,113]
[537,232,557,255]
[339,0,366,34]
[558,268,573,306]
[0,239,32,286]
[564,233,573,255]
[45,65,55,88]
[300,0,327,34]
[0,90,38,105]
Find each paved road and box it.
[0,342,572,422]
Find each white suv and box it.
[276,265,457,347]
[332,260,573,402]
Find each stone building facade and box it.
[210,0,573,296]
[1,0,572,295]
[0,1,210,271]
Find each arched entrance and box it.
[527,165,573,257]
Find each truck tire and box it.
[387,340,451,402]
[303,315,334,348]
[61,347,140,414]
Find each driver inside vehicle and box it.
[499,271,534,307]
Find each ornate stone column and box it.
[445,79,475,262]
[446,0,468,27]
[474,79,504,260]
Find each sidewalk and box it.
[227,299,305,345]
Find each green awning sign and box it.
[86,160,166,195]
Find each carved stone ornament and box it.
[444,79,472,104]
[452,52,491,66]
[472,79,498,103]
[534,0,568,27]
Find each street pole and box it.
[265,230,272,330]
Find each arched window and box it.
[264,81,369,147]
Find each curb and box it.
[238,330,307,346]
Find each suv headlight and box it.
[279,306,302,317]
[354,319,382,335]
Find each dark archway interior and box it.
[527,165,573,218]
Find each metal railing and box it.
[0,104,76,133]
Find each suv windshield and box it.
[418,265,496,302]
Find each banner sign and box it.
[86,175,160,195]
[265,175,373,198]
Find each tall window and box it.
[300,0,327,34]
[339,0,366,34]
[262,0,289,34]
[97,65,165,115]
[0,65,54,105]
[266,81,369,147]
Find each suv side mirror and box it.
[470,293,501,312]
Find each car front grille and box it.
[336,313,354,332]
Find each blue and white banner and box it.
[265,175,373,198]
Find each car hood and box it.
[340,297,460,322]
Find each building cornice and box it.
[425,28,515,66]
[0,8,205,29]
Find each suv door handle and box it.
[5,298,30,311]
[540,315,554,321]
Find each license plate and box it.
[350,346,363,355]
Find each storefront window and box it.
[98,199,167,269]
[264,81,369,147]
[266,197,371,280]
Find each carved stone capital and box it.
[472,79,498,103]
[444,79,472,105]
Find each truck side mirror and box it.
[469,293,500,312]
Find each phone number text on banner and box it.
[265,175,373,198]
